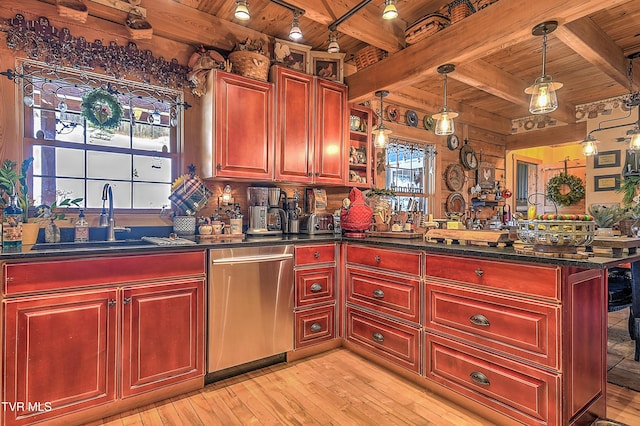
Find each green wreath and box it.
[546,172,585,207]
[81,89,123,129]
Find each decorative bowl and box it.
[516,220,595,249]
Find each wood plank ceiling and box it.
[83,0,640,138]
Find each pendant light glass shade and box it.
[289,11,303,41]
[382,0,399,20]
[432,64,458,136]
[372,90,392,148]
[234,0,250,20]
[526,21,562,114]
[327,32,340,53]
[628,127,640,151]
[580,134,598,156]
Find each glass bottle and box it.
[45,218,60,243]
[74,209,89,242]
[3,193,23,253]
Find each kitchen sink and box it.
[30,239,155,251]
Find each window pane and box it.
[87,152,132,180]
[55,112,85,143]
[132,122,171,152]
[133,182,171,209]
[55,148,85,178]
[87,122,130,149]
[133,155,172,182]
[32,177,84,207]
[86,180,132,209]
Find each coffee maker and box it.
[267,187,287,234]
[247,187,282,236]
[247,186,284,236]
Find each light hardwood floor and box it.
[87,349,640,426]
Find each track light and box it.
[432,64,458,136]
[289,11,303,41]
[234,0,250,20]
[382,0,398,20]
[327,32,340,53]
[525,21,563,114]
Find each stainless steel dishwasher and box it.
[208,245,294,374]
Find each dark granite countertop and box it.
[1,232,636,270]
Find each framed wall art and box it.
[594,150,621,169]
[273,39,311,73]
[594,174,621,191]
[310,51,345,83]
[477,161,495,190]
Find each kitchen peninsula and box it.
[0,236,633,425]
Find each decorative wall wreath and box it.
[546,172,585,207]
[81,89,123,129]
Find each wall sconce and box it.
[580,134,598,156]
[234,0,250,20]
[289,10,303,41]
[327,32,340,53]
[525,21,563,114]
[219,184,234,206]
[372,90,392,148]
[382,0,399,20]
[432,64,458,136]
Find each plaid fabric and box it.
[169,176,212,215]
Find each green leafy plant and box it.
[616,175,640,206]
[0,157,34,223]
[36,197,84,221]
[587,204,626,228]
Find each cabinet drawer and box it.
[296,266,335,307]
[295,305,335,348]
[346,307,420,373]
[427,282,559,369]
[346,266,421,323]
[346,244,421,276]
[426,254,560,300]
[426,334,560,426]
[295,244,336,266]
[4,251,207,295]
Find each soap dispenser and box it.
[75,209,89,242]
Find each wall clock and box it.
[447,134,459,150]
[460,139,478,170]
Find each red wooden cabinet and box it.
[347,103,374,188]
[121,279,205,398]
[3,289,117,426]
[272,66,347,185]
[203,70,274,180]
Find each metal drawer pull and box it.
[310,323,323,332]
[310,283,323,292]
[108,300,117,307]
[372,289,385,298]
[123,297,132,305]
[470,371,490,386]
[372,332,384,342]
[475,268,484,277]
[375,255,381,263]
[314,251,320,258]
[469,314,490,327]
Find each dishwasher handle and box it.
[212,253,293,265]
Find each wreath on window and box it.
[81,89,123,129]
[546,172,585,207]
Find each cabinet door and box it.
[214,71,274,179]
[4,289,117,425]
[121,279,205,398]
[314,78,347,185]
[273,66,314,183]
[347,103,374,188]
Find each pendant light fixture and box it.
[382,0,399,20]
[525,21,563,114]
[580,134,598,156]
[289,10,303,41]
[432,64,458,136]
[327,32,340,53]
[234,0,250,20]
[372,90,392,148]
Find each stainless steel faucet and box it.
[100,183,116,241]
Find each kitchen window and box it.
[384,139,436,214]
[21,61,182,212]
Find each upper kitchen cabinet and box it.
[202,70,274,180]
[272,66,347,185]
[347,104,374,188]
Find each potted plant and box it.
[588,204,626,236]
[0,158,39,248]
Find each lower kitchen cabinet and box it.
[1,251,206,426]
[293,244,338,350]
